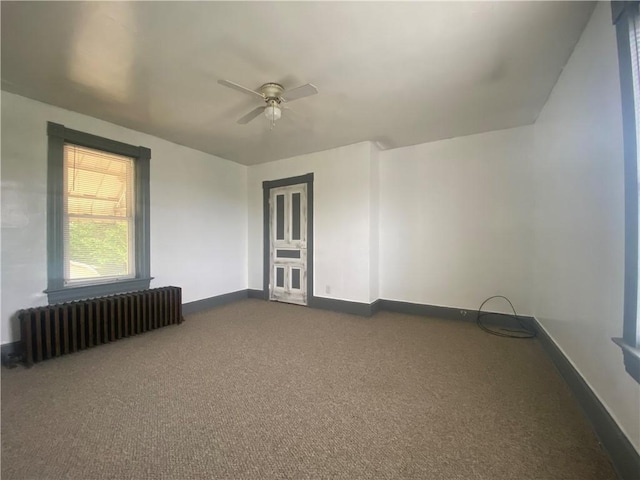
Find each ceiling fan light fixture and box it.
[264,104,282,122]
[218,78,317,127]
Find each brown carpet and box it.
[2,299,616,479]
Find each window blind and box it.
[63,143,135,283]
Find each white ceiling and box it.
[1,1,595,165]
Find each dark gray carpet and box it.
[1,299,616,479]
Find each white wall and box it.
[1,91,248,344]
[532,1,640,452]
[369,143,380,302]
[379,126,534,314]
[247,142,376,303]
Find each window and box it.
[612,1,640,383]
[46,122,151,304]
[64,144,135,283]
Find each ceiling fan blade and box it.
[281,83,318,102]
[218,79,265,100]
[281,106,313,130]
[237,106,265,124]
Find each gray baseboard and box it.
[309,296,377,316]
[248,294,536,327]
[370,299,383,315]
[248,289,267,300]
[247,291,377,316]
[532,318,640,480]
[1,341,22,362]
[182,290,249,315]
[380,299,471,321]
[379,299,536,329]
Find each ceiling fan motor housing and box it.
[260,83,285,101]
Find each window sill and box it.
[45,277,153,304]
[612,337,640,384]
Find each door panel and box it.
[269,184,307,305]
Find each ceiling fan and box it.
[218,79,318,127]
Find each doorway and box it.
[262,174,314,305]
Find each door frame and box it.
[262,173,314,304]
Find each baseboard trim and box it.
[1,341,22,365]
[309,296,376,316]
[370,298,383,315]
[380,299,469,321]
[379,299,536,328]
[248,289,267,300]
[532,318,640,480]
[182,290,249,315]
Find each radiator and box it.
[18,286,183,365]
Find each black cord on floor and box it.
[476,295,536,339]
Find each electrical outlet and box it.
[326,285,331,294]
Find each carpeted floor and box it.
[2,299,616,479]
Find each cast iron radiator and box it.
[18,286,184,365]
